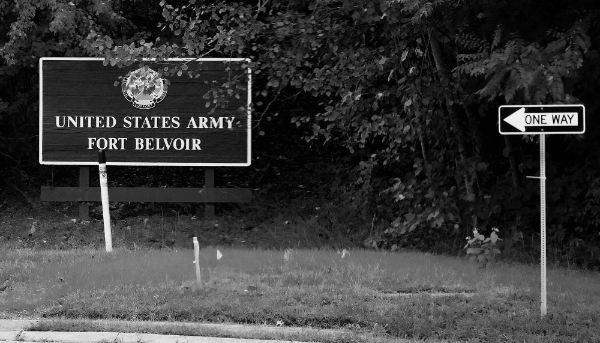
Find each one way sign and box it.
[499,105,585,135]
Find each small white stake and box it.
[217,249,223,260]
[98,150,112,252]
[284,248,292,262]
[193,237,201,287]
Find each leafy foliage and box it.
[457,18,592,104]
[1,0,600,269]
[464,227,502,268]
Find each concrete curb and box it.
[0,320,37,331]
[0,320,324,343]
[19,332,119,343]
[0,319,450,343]
[0,332,20,341]
[1,330,314,343]
[0,319,348,336]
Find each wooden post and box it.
[78,166,90,219]
[205,168,215,217]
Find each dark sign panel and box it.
[498,105,585,135]
[39,57,251,166]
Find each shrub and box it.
[464,227,502,268]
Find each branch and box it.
[253,84,284,129]
[5,179,38,210]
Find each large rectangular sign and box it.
[498,104,585,135]
[39,57,251,166]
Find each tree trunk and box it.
[463,104,485,156]
[503,135,521,189]
[429,29,447,75]
[429,28,475,197]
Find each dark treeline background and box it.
[1,0,599,269]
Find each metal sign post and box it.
[525,135,547,316]
[98,149,113,252]
[539,134,547,316]
[500,105,586,317]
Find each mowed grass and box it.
[1,247,599,342]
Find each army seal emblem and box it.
[122,67,168,109]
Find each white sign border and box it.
[39,57,252,167]
[498,104,585,135]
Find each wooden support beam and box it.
[205,167,215,218]
[41,186,252,203]
[78,166,90,219]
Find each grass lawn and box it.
[1,246,599,343]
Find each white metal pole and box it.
[98,150,112,252]
[540,134,547,317]
[193,237,201,287]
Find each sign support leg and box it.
[205,168,215,218]
[540,134,547,317]
[98,150,112,252]
[78,166,90,219]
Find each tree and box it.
[2,0,599,266]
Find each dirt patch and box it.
[375,291,476,298]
